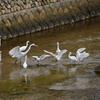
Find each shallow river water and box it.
[0,17,100,100]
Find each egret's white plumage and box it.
[9,46,20,57]
[56,42,68,55]
[68,48,89,62]
[68,52,78,62]
[43,42,68,61]
[76,48,86,60]
[20,41,29,51]
[32,54,50,62]
[9,43,38,63]
[76,48,86,54]
[76,48,89,61]
[44,49,67,61]
[56,42,61,54]
[78,51,90,61]
[23,55,27,68]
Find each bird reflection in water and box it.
[9,67,51,83]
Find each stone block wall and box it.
[0,0,100,40]
[0,0,62,15]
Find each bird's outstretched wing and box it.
[40,55,51,60]
[79,52,90,61]
[9,46,20,56]
[76,48,86,53]
[44,50,55,57]
[32,56,39,60]
[57,49,67,60]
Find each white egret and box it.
[68,48,90,63]
[9,43,38,63]
[56,42,68,55]
[68,52,78,62]
[76,48,89,61]
[56,42,61,54]
[76,48,86,54]
[44,49,67,61]
[23,55,27,68]
[32,54,50,62]
[76,48,86,60]
[20,41,30,51]
[78,51,90,61]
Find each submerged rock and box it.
[94,66,100,73]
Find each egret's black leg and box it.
[36,61,40,66]
[20,58,21,64]
[15,59,18,64]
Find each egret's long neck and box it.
[57,43,60,50]
[24,44,33,55]
[26,42,29,47]
[68,52,71,57]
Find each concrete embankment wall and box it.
[0,0,100,40]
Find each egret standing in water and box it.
[20,41,30,51]
[44,42,68,61]
[9,43,38,64]
[44,49,67,61]
[32,54,51,65]
[68,48,90,63]
[68,52,78,63]
[76,48,86,60]
[77,51,90,61]
[56,42,61,54]
[76,48,89,61]
[23,55,28,68]
[56,42,68,54]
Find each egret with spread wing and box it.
[78,51,90,61]
[76,48,89,61]
[9,43,38,64]
[44,49,67,61]
[32,54,51,64]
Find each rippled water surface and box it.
[0,17,100,100]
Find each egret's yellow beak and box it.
[35,45,38,47]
